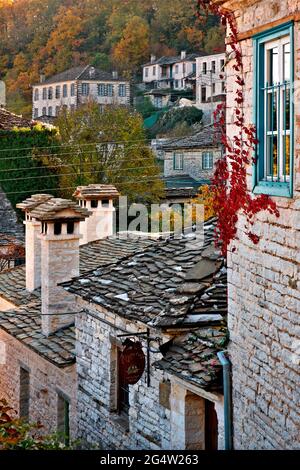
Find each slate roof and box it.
[0,236,156,366]
[155,326,227,390]
[0,108,33,131]
[16,194,53,212]
[29,198,90,221]
[73,184,119,200]
[62,219,227,329]
[143,53,207,67]
[160,125,222,151]
[35,65,127,86]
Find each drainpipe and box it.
[217,351,233,450]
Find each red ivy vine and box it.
[197,0,279,256]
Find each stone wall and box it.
[164,148,221,180]
[76,299,224,450]
[224,0,300,449]
[0,328,77,438]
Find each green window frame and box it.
[173,152,184,170]
[253,22,294,198]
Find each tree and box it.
[0,398,69,449]
[48,103,164,204]
[112,16,150,77]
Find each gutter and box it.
[217,351,233,450]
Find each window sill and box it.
[253,181,292,198]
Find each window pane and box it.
[284,87,290,130]
[284,42,290,81]
[266,135,278,178]
[267,90,277,131]
[268,47,279,85]
[283,134,290,177]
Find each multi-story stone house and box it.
[159,125,222,202]
[0,184,228,450]
[216,0,300,449]
[32,65,130,119]
[143,51,199,91]
[195,53,226,124]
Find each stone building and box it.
[216,0,300,449]
[0,187,154,442]
[62,218,227,450]
[159,125,222,202]
[32,65,130,119]
[195,53,226,124]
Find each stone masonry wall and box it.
[224,0,300,449]
[0,328,77,439]
[76,301,172,450]
[164,148,221,180]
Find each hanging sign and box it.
[119,340,145,385]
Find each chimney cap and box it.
[73,184,120,200]
[16,194,53,212]
[30,198,91,221]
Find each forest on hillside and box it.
[0,0,224,116]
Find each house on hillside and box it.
[0,184,228,450]
[216,0,300,449]
[159,125,222,203]
[195,52,226,124]
[32,65,130,119]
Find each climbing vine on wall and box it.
[197,0,279,256]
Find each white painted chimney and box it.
[73,184,119,245]
[30,198,90,336]
[16,194,53,292]
[112,71,118,79]
[150,54,156,64]
[181,50,186,60]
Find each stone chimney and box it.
[73,184,119,245]
[30,198,90,336]
[16,194,53,292]
[150,54,156,64]
[181,50,186,60]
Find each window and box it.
[63,84,68,97]
[118,84,126,97]
[55,106,60,116]
[212,83,216,95]
[48,106,52,116]
[220,59,225,71]
[203,62,207,74]
[222,81,226,93]
[42,88,47,100]
[98,84,105,96]
[175,80,179,88]
[70,83,75,96]
[117,348,129,417]
[253,23,293,197]
[173,153,184,170]
[82,83,90,96]
[57,394,70,445]
[211,61,216,73]
[55,85,61,99]
[183,62,186,74]
[19,367,30,420]
[202,152,213,170]
[201,86,207,103]
[98,84,113,96]
[48,87,53,99]
[42,106,46,115]
[54,221,62,235]
[145,67,149,78]
[34,89,39,101]
[34,108,38,118]
[67,221,74,234]
[107,84,114,96]
[153,66,156,76]
[175,64,179,74]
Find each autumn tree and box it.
[112,16,150,77]
[44,103,164,204]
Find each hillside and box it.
[0,0,224,116]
